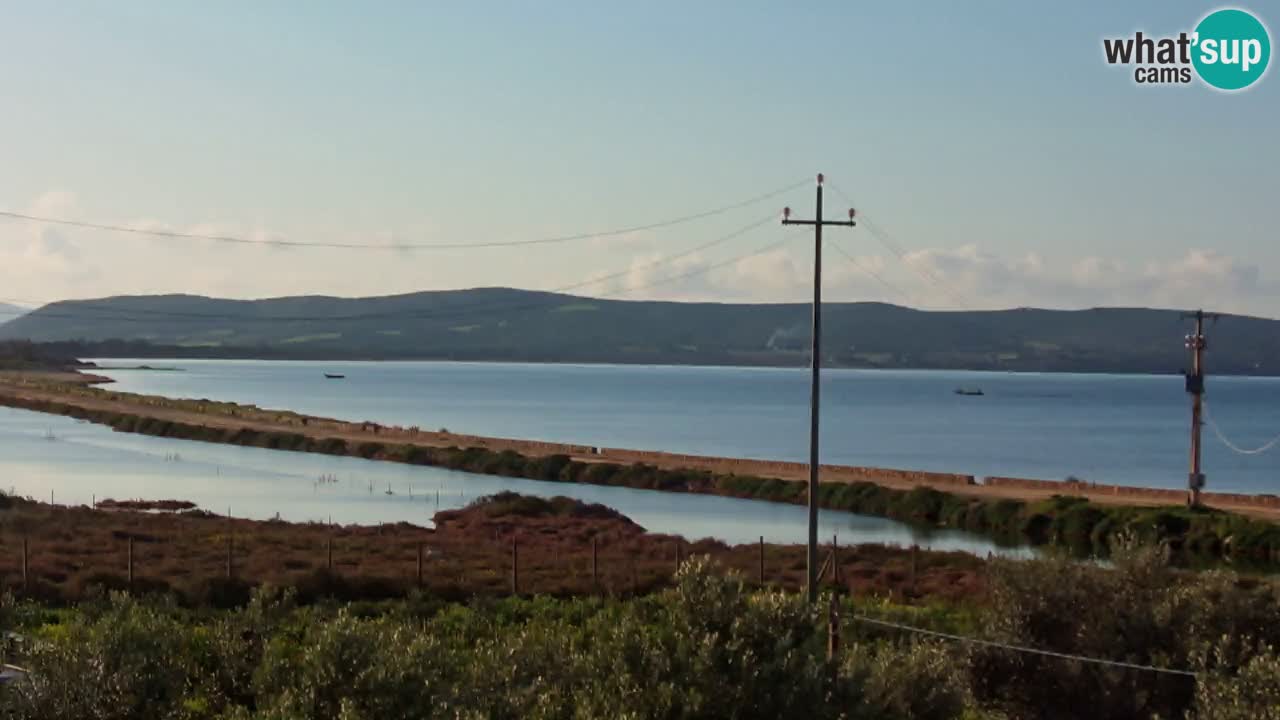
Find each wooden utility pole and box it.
[782,173,856,604]
[1182,310,1218,507]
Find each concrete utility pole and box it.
[1182,309,1219,507]
[782,173,855,604]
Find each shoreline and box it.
[3,369,1277,520]
[1,370,1279,566]
[0,492,986,604]
[84,354,1280,378]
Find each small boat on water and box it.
[324,373,345,379]
[954,388,984,396]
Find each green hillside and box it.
[0,288,1275,373]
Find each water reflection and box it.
[0,407,1027,556]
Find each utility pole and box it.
[1182,309,1218,507]
[782,173,856,604]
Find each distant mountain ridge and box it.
[0,302,27,321]
[0,288,1275,374]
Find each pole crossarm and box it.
[782,219,857,227]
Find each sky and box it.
[1,1,1277,316]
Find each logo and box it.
[1103,8,1271,91]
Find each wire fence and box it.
[0,508,1208,683]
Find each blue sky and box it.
[1,1,1276,315]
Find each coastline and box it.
[82,352,1278,377]
[2,369,1277,519]
[1,370,1278,565]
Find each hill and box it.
[0,339,91,372]
[0,288,1275,373]
[0,302,27,321]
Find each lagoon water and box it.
[4,359,1278,554]
[0,406,1015,555]
[91,359,1280,494]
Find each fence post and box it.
[591,537,599,591]
[759,535,765,585]
[827,593,841,661]
[674,540,683,574]
[910,544,919,595]
[832,533,840,586]
[226,529,233,580]
[21,537,28,593]
[127,536,134,590]
[416,542,424,587]
[326,536,333,572]
[511,536,518,595]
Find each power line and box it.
[612,230,802,298]
[0,218,790,327]
[848,613,1198,678]
[0,179,807,251]
[1203,398,1280,456]
[825,238,914,304]
[827,183,974,309]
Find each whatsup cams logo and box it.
[1103,7,1271,90]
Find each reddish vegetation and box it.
[0,493,986,605]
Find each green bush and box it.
[3,556,1280,718]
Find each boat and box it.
[324,373,345,379]
[954,388,984,396]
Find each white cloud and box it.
[589,237,1279,317]
[2,189,1277,318]
[869,244,1274,314]
[723,247,807,293]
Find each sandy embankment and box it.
[1,370,1277,521]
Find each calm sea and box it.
[91,359,1280,494]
